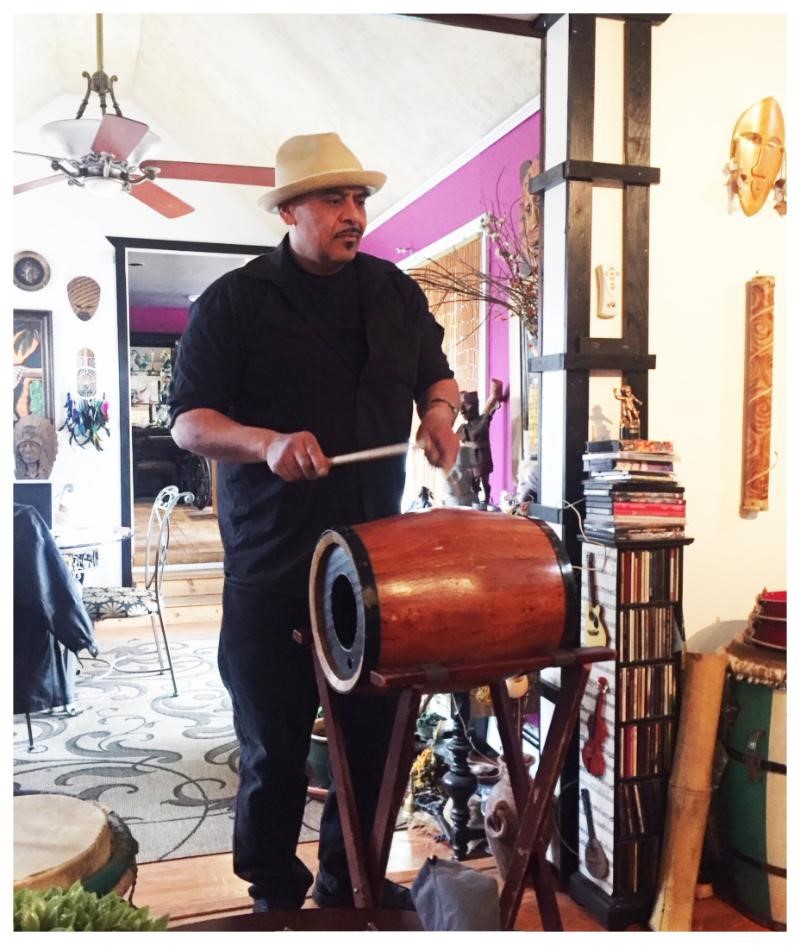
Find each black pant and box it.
[218,580,399,908]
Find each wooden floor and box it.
[133,499,223,567]
[132,814,764,932]
[121,504,763,933]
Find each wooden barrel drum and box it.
[309,508,576,693]
[714,639,786,930]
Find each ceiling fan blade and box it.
[128,180,194,218]
[91,115,150,160]
[15,148,72,162]
[140,160,275,186]
[14,175,65,195]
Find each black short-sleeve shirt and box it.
[168,236,453,598]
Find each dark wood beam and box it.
[625,19,653,165]
[527,160,660,194]
[622,185,651,356]
[598,14,670,25]
[533,14,564,33]
[402,14,545,38]
[528,352,657,372]
[565,180,593,348]
[567,15,596,162]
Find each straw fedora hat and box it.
[258,132,386,213]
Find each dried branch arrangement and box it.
[409,186,541,339]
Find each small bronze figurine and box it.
[613,384,642,439]
[447,378,509,507]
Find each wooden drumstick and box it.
[330,442,412,466]
[331,441,477,467]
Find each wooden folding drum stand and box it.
[309,636,614,931]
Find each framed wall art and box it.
[13,309,55,427]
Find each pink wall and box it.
[129,306,189,335]
[361,111,541,499]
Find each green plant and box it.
[14,881,169,931]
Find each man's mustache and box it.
[337,228,363,238]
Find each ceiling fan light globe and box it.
[41,119,162,163]
[80,176,128,197]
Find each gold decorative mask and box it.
[730,97,785,216]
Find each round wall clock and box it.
[14,251,51,291]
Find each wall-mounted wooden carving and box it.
[728,98,786,217]
[741,275,775,513]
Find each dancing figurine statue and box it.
[613,384,642,439]
[445,378,508,507]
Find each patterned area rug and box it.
[13,637,322,864]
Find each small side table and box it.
[298,627,614,931]
[54,526,133,583]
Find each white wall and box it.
[13,95,282,582]
[650,15,787,636]
[12,17,789,614]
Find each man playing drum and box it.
[169,132,459,912]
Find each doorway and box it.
[109,236,268,583]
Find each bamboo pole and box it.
[649,651,728,931]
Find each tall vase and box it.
[482,755,534,880]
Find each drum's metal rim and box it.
[309,528,381,693]
[726,844,787,878]
[310,534,361,693]
[526,517,578,648]
[722,744,786,775]
[323,544,367,688]
[335,526,381,688]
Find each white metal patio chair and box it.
[81,485,194,696]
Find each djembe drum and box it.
[13,794,137,897]
[309,507,575,693]
[712,633,786,930]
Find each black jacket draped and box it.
[13,504,97,714]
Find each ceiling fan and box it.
[13,14,275,218]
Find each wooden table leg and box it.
[307,643,609,924]
[313,659,376,909]
[367,688,421,888]
[491,682,562,930]
[498,663,591,930]
[313,659,420,911]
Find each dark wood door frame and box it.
[107,236,267,585]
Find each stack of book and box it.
[582,439,685,542]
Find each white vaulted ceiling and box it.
[14,13,541,227]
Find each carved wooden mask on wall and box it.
[729,97,785,216]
